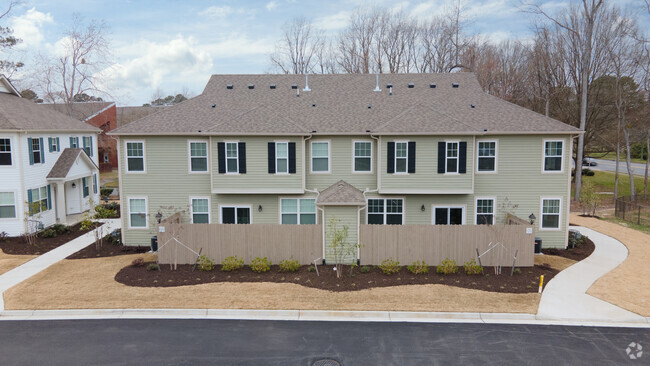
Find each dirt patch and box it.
[541,237,594,261]
[67,243,149,259]
[3,254,541,313]
[0,222,98,255]
[534,255,576,271]
[0,252,36,275]
[115,263,556,294]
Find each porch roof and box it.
[317,180,366,206]
[46,148,98,180]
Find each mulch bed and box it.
[541,237,595,261]
[0,222,98,255]
[67,243,150,259]
[115,263,557,293]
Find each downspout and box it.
[303,134,313,192]
[471,135,476,194]
[566,134,578,249]
[17,132,26,235]
[305,187,323,264]
[370,134,380,191]
[115,136,126,245]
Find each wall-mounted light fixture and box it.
[258,205,263,212]
[421,205,425,212]
[156,211,163,224]
[529,213,536,225]
[71,182,76,188]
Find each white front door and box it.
[65,180,81,214]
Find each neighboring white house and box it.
[0,75,100,236]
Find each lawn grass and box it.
[595,152,647,165]
[601,217,650,235]
[572,170,648,198]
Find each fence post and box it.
[638,205,642,225]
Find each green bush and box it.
[146,263,159,271]
[436,258,458,274]
[582,168,595,176]
[308,266,316,272]
[131,257,145,267]
[197,255,215,271]
[80,218,94,231]
[360,265,371,274]
[278,257,301,272]
[51,224,70,235]
[463,259,483,275]
[40,228,57,238]
[250,257,271,273]
[407,260,429,275]
[94,205,119,219]
[221,255,244,272]
[100,187,114,197]
[378,257,400,275]
[513,268,521,275]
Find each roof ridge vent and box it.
[373,74,381,92]
[408,83,414,88]
[303,75,311,92]
[452,82,459,88]
[248,84,254,89]
[226,84,233,89]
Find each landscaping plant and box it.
[146,263,159,271]
[197,254,215,271]
[40,228,57,238]
[307,266,316,272]
[407,260,429,275]
[250,257,271,273]
[278,257,301,272]
[378,257,400,275]
[436,258,458,274]
[360,265,371,274]
[221,255,244,272]
[326,217,360,279]
[463,259,483,275]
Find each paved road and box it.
[589,158,647,176]
[0,319,648,365]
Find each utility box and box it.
[151,236,158,252]
[534,237,542,254]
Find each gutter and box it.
[370,134,380,191]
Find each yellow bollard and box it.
[538,275,545,294]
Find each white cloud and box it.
[266,1,279,11]
[314,11,351,31]
[390,1,411,14]
[9,7,54,49]
[199,6,233,17]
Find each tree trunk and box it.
[615,141,620,201]
[645,132,649,199]
[624,126,635,201]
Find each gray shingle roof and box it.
[40,102,113,121]
[317,180,366,205]
[111,73,580,136]
[0,93,100,132]
[47,148,97,179]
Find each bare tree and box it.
[0,0,23,76]
[337,7,381,73]
[270,17,323,74]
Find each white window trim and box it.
[83,136,92,156]
[70,137,79,148]
[278,197,317,224]
[310,140,331,174]
[190,196,211,224]
[28,186,49,215]
[445,140,459,175]
[431,205,467,225]
[539,196,563,231]
[352,140,373,174]
[49,137,59,153]
[218,205,253,224]
[0,191,17,220]
[476,139,498,174]
[275,141,290,175]
[125,140,146,174]
[127,196,148,230]
[393,141,409,174]
[187,140,209,174]
[32,137,43,165]
[82,176,90,198]
[225,141,240,175]
[0,137,13,168]
[542,138,565,174]
[474,197,496,225]
[366,197,405,225]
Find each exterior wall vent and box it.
[270,84,276,89]
[408,83,414,88]
[471,104,475,108]
[430,83,436,88]
[452,82,459,88]
[226,84,233,89]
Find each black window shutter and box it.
[437,142,446,173]
[217,142,225,174]
[387,142,395,173]
[459,141,467,174]
[407,141,416,173]
[268,142,275,173]
[288,142,296,174]
[238,142,246,174]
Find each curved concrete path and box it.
[537,226,645,323]
[0,219,121,310]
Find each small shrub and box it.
[436,258,458,274]
[146,263,159,271]
[539,262,551,270]
[407,261,429,275]
[278,257,301,272]
[80,218,94,231]
[197,255,215,271]
[513,268,521,275]
[250,257,271,273]
[0,231,7,241]
[108,229,122,246]
[463,259,483,275]
[308,266,316,272]
[360,265,371,274]
[582,168,595,176]
[100,187,113,198]
[94,205,117,219]
[131,257,145,267]
[40,228,57,238]
[378,257,400,275]
[51,224,70,235]
[221,255,244,272]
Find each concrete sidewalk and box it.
[0,219,120,310]
[537,226,645,323]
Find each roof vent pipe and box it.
[389,87,393,96]
[373,74,381,92]
[303,74,311,92]
[296,88,300,97]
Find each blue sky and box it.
[4,0,649,106]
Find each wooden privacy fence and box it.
[157,223,322,265]
[359,224,534,267]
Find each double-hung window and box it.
[544,140,563,172]
[395,142,408,173]
[281,198,316,224]
[226,142,239,173]
[83,136,92,156]
[446,142,459,173]
[477,141,496,172]
[48,137,60,153]
[126,141,145,172]
[541,198,561,230]
[0,192,16,218]
[128,198,147,228]
[311,141,329,173]
[28,186,50,215]
[191,198,210,223]
[275,142,288,174]
[82,177,89,197]
[70,137,79,148]
[476,198,495,225]
[354,141,372,172]
[30,138,43,164]
[368,198,403,225]
[0,138,11,165]
[189,141,208,172]
[433,206,464,225]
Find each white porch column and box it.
[55,181,67,225]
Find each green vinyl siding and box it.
[324,206,359,264]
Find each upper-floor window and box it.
[268,142,296,174]
[544,140,563,172]
[226,142,239,173]
[477,141,496,172]
[28,185,50,215]
[354,141,372,172]
[395,142,408,173]
[0,138,11,166]
[126,141,145,172]
[83,136,93,156]
[368,198,403,225]
[437,141,466,174]
[189,141,208,172]
[217,142,246,174]
[70,137,79,148]
[0,192,16,218]
[281,198,316,224]
[541,198,561,230]
[128,197,147,228]
[48,137,60,153]
[311,141,330,173]
[276,142,288,174]
[29,137,44,165]
[388,141,415,174]
[476,198,494,225]
[446,142,459,173]
[191,197,210,223]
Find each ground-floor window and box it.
[541,198,561,229]
[433,206,464,225]
[0,192,16,218]
[28,186,50,215]
[191,198,210,223]
[368,198,403,225]
[221,206,251,224]
[82,177,90,197]
[281,198,316,224]
[475,198,494,225]
[128,197,147,228]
